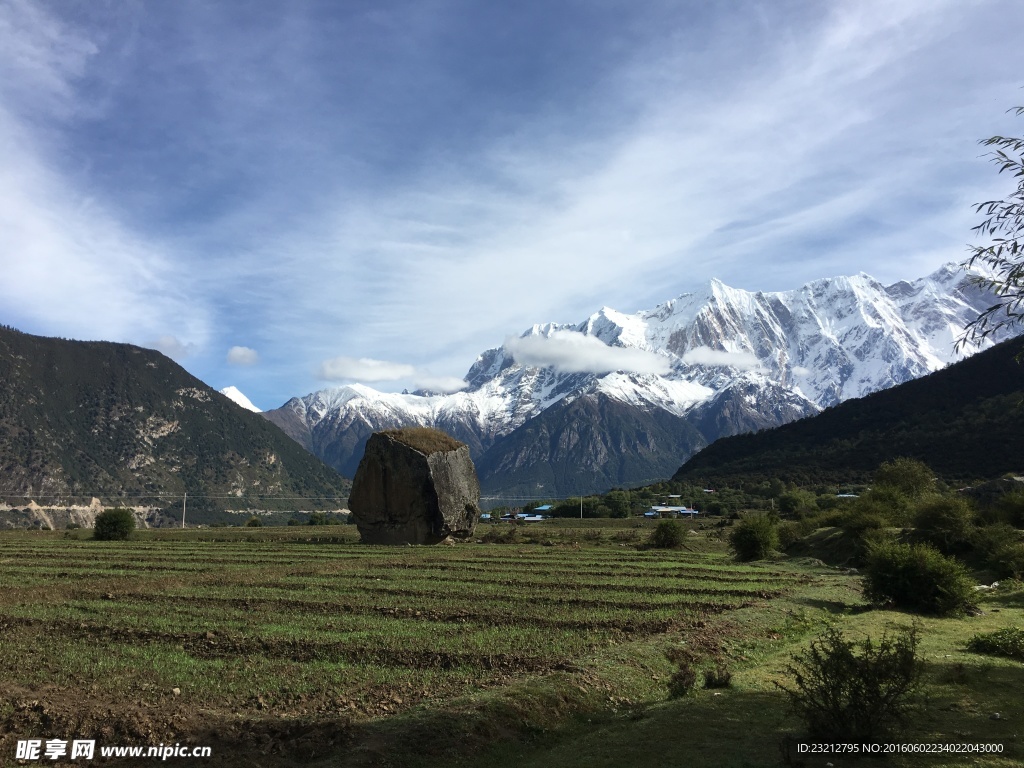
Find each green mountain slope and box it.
[0,327,349,514]
[672,336,1024,487]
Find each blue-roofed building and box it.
[646,506,699,518]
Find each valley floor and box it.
[0,521,1020,767]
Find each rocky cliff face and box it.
[348,429,481,544]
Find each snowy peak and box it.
[263,262,1014,496]
[220,386,261,413]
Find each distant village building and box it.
[645,506,699,519]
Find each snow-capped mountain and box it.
[220,386,261,413]
[263,263,1008,499]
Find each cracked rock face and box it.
[348,429,481,545]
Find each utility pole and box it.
[580,496,583,519]
[182,492,187,529]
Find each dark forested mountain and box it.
[672,336,1024,487]
[0,327,349,514]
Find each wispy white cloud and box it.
[504,330,669,375]
[0,0,98,118]
[0,1,209,351]
[682,347,760,370]
[412,375,468,394]
[318,356,416,382]
[151,335,194,360]
[226,346,259,366]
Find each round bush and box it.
[873,458,935,499]
[245,516,264,527]
[648,520,685,549]
[93,508,135,541]
[863,541,977,616]
[729,515,778,561]
[912,494,975,554]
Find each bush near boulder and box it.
[93,508,135,541]
[863,541,977,616]
[728,514,778,561]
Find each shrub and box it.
[971,522,1019,557]
[777,625,923,742]
[648,521,685,549]
[704,500,725,516]
[836,510,887,537]
[987,542,1024,580]
[729,514,778,561]
[666,662,699,698]
[991,491,1024,528]
[863,541,977,616]
[703,665,732,689]
[966,627,1024,661]
[93,508,135,541]
[912,495,976,554]
[873,458,935,499]
[778,490,817,517]
[854,487,911,526]
[777,521,804,549]
[245,516,264,527]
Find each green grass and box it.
[0,525,1021,767]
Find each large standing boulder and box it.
[348,427,482,544]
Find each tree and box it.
[778,489,817,517]
[961,105,1024,346]
[728,514,778,561]
[605,490,631,518]
[912,494,975,555]
[648,520,685,549]
[873,458,934,500]
[93,508,135,541]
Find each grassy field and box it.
[0,520,1021,766]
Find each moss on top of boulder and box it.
[381,427,464,456]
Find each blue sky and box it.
[2,0,1023,409]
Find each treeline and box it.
[672,335,1024,488]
